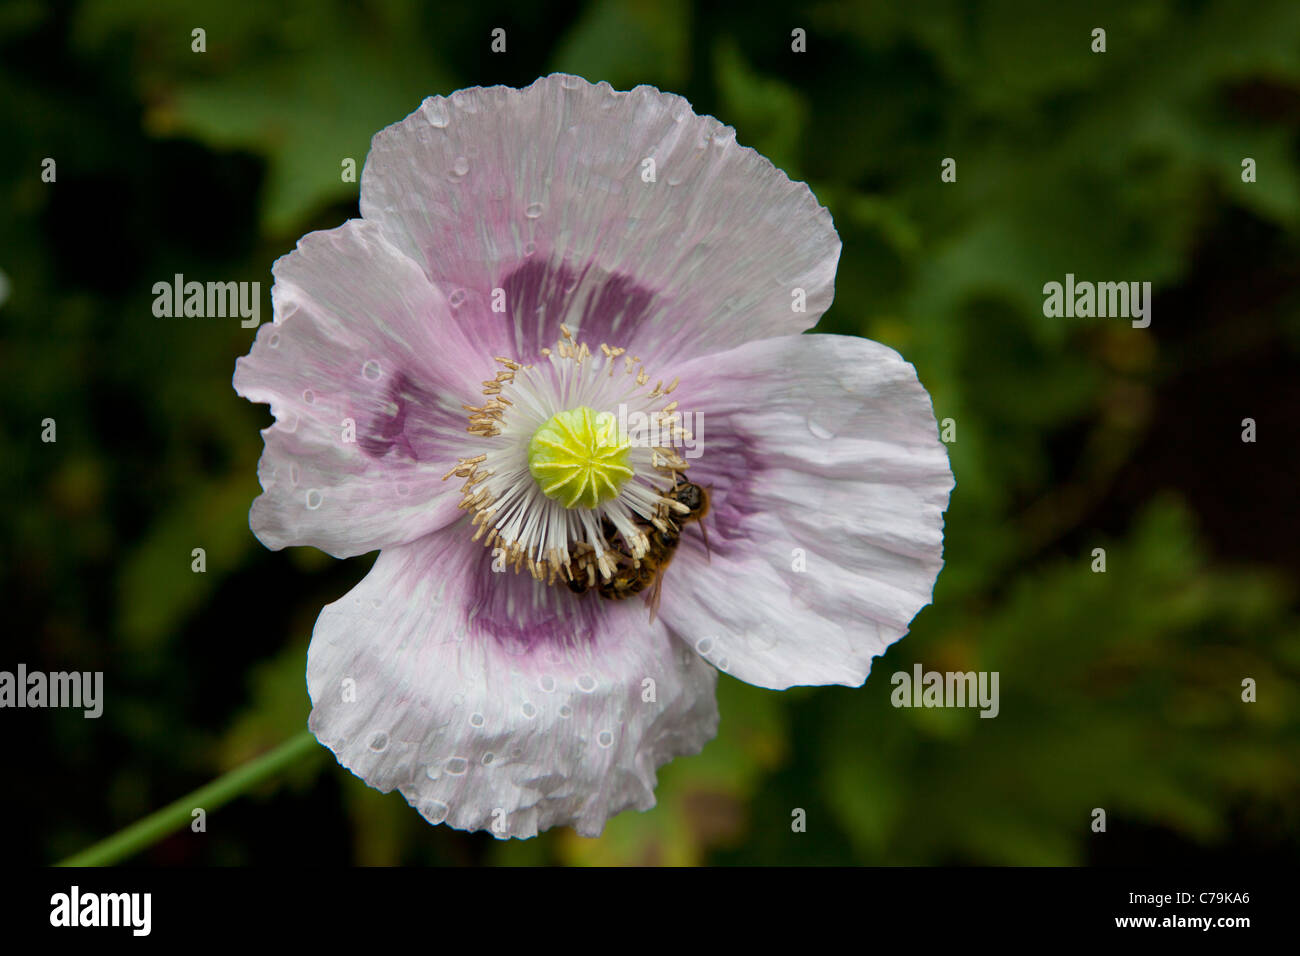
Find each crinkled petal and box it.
[359,74,840,366]
[658,334,954,689]
[305,523,719,838]
[234,219,487,557]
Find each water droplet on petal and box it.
[368,732,388,752]
[305,489,323,510]
[426,102,449,128]
[521,701,537,718]
[448,289,467,308]
[481,752,494,766]
[302,389,315,404]
[423,801,449,824]
[597,731,613,748]
[695,636,714,655]
[268,333,280,348]
[524,201,544,219]
[807,418,834,440]
[452,156,469,177]
[469,712,485,727]
[362,359,382,381]
[576,674,597,693]
[445,757,469,775]
[538,675,556,693]
[559,705,573,719]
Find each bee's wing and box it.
[697,515,711,563]
[644,569,665,625]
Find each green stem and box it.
[57,730,321,867]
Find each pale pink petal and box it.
[658,334,954,689]
[306,523,719,838]
[234,219,486,557]
[359,74,840,366]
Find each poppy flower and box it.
[234,74,953,839]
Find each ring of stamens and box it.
[443,325,694,587]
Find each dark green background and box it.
[2,0,1298,865]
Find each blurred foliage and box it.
[1,0,1298,866]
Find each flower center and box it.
[443,325,693,588]
[527,406,633,509]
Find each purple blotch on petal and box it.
[502,257,659,355]
[463,543,605,656]
[357,371,448,462]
